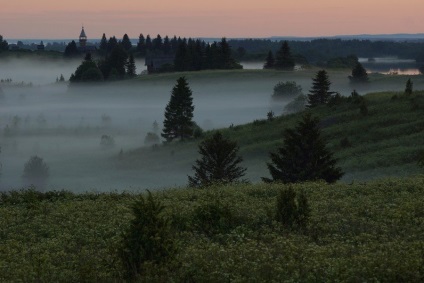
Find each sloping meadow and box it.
[1,176,423,281]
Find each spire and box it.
[80,26,87,38]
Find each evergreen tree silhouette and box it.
[188,132,246,187]
[263,113,343,183]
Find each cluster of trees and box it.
[229,38,424,63]
[187,113,343,187]
[160,76,343,187]
[174,38,242,72]
[0,35,8,52]
[136,34,179,56]
[70,49,136,83]
[264,41,295,70]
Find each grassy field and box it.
[119,89,424,184]
[1,177,423,281]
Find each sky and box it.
[1,0,424,39]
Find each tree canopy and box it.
[262,113,344,184]
[274,41,295,70]
[349,62,369,83]
[162,77,195,142]
[308,70,334,107]
[188,132,246,187]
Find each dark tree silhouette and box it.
[0,35,8,51]
[108,45,129,78]
[145,35,153,51]
[162,77,195,142]
[70,60,102,83]
[349,62,369,83]
[126,54,137,77]
[275,41,295,70]
[137,34,146,56]
[22,156,50,189]
[153,34,163,51]
[122,34,132,52]
[64,40,79,57]
[188,132,246,187]
[308,70,334,107]
[263,50,275,69]
[99,33,108,55]
[405,78,413,95]
[262,113,343,183]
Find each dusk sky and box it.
[1,0,424,39]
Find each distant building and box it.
[37,41,45,51]
[145,54,174,74]
[77,26,96,53]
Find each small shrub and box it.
[119,191,175,280]
[284,94,307,114]
[275,187,310,229]
[267,110,275,121]
[193,201,234,236]
[272,81,302,99]
[327,92,344,107]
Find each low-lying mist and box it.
[1,58,424,192]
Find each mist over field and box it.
[1,58,424,191]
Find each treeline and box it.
[173,37,242,71]
[229,38,424,63]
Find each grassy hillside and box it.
[119,90,424,183]
[1,177,423,281]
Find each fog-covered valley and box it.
[1,57,424,191]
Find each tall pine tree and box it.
[275,41,295,70]
[126,54,136,78]
[263,50,275,69]
[308,70,333,107]
[262,113,343,183]
[162,77,195,142]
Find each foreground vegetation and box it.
[1,177,423,281]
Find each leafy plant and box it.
[193,201,234,235]
[275,187,310,229]
[119,191,175,280]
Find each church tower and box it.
[79,26,87,48]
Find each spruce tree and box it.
[308,70,333,107]
[262,113,343,183]
[126,54,136,77]
[122,34,132,52]
[188,132,246,187]
[162,77,195,142]
[263,50,275,69]
[275,41,295,70]
[145,35,153,51]
[137,34,146,56]
[405,78,413,95]
[99,33,108,55]
[163,36,171,54]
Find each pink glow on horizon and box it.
[1,0,424,39]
